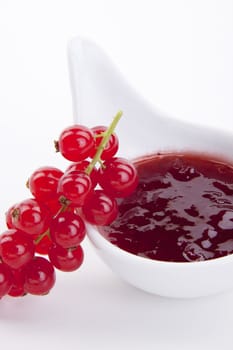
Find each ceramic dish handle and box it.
[67,37,167,157]
[67,37,233,159]
[68,37,151,123]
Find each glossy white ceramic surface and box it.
[68,37,233,298]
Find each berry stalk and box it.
[85,110,123,175]
[34,229,50,245]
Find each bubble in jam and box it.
[99,152,233,262]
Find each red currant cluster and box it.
[0,112,138,299]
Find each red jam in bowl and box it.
[100,153,233,262]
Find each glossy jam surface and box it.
[100,153,233,262]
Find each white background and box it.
[0,1,233,349]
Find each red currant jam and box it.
[100,153,233,262]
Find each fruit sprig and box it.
[0,111,138,299]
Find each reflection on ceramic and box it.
[68,37,233,298]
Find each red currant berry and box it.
[82,190,118,225]
[7,198,52,237]
[28,166,64,201]
[57,171,92,206]
[57,125,95,162]
[44,198,62,216]
[0,263,13,298]
[8,268,26,297]
[65,160,99,188]
[35,234,53,255]
[0,229,35,269]
[48,244,84,272]
[6,204,16,229]
[90,125,119,160]
[50,211,86,249]
[24,257,56,295]
[99,157,138,198]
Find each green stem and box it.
[34,229,50,245]
[85,110,123,175]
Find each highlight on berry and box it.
[0,111,138,299]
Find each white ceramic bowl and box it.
[68,37,233,298]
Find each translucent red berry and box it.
[57,171,92,206]
[57,125,95,162]
[50,211,86,249]
[24,257,56,295]
[99,157,138,197]
[28,166,64,201]
[35,234,53,255]
[44,198,62,216]
[6,204,16,229]
[82,190,118,225]
[8,268,26,297]
[0,229,35,269]
[48,244,84,272]
[90,125,119,160]
[6,198,52,237]
[0,263,13,298]
[65,160,99,188]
